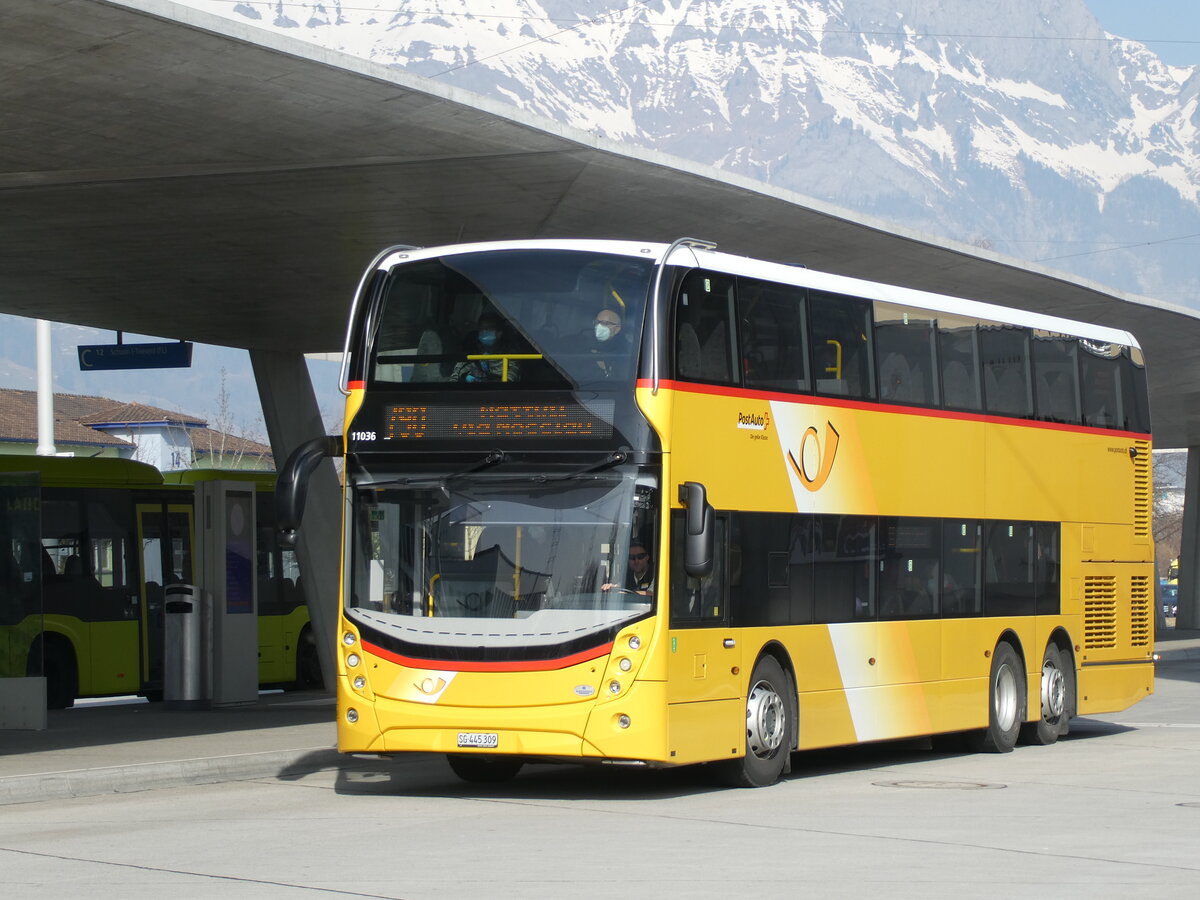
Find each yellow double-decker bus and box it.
[0,456,319,707]
[281,239,1154,786]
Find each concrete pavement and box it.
[3,629,1200,807]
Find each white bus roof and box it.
[377,240,1141,350]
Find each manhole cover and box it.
[874,780,1007,790]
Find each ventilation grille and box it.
[1133,440,1151,539]
[1130,575,1152,648]
[1084,575,1118,649]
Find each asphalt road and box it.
[3,660,1199,899]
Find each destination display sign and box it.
[78,341,193,371]
[382,402,615,441]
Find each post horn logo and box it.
[415,676,448,695]
[787,421,840,492]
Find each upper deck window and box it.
[810,291,875,401]
[674,270,738,384]
[368,250,654,390]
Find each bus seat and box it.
[943,361,973,407]
[677,323,701,378]
[700,321,730,382]
[410,328,444,382]
[879,353,910,402]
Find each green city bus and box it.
[0,455,319,707]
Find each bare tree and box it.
[1154,450,1188,577]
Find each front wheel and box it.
[968,642,1025,753]
[721,655,793,787]
[446,754,524,784]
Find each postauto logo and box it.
[787,421,840,492]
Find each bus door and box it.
[136,503,194,691]
[666,514,744,763]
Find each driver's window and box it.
[669,512,726,627]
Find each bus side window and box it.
[937,318,983,411]
[878,517,939,619]
[1032,332,1081,425]
[942,520,982,617]
[810,291,874,400]
[739,278,809,393]
[981,325,1033,418]
[1080,345,1123,429]
[813,515,877,622]
[1035,523,1061,616]
[874,302,937,406]
[728,512,813,626]
[1123,346,1151,434]
[674,270,738,385]
[983,521,1036,617]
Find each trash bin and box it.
[164,584,210,709]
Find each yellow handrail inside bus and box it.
[465,353,544,383]
[825,340,842,379]
[427,573,440,617]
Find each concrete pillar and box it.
[1177,449,1200,631]
[251,349,339,691]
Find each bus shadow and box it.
[302,717,1140,799]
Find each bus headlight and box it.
[343,632,357,646]
[346,708,359,724]
[628,636,641,650]
[353,675,366,690]
[346,653,360,667]
[609,680,621,695]
[618,657,632,672]
[617,714,631,729]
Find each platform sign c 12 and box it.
[78,341,193,371]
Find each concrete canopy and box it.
[2,0,1199,446]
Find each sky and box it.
[1086,0,1200,66]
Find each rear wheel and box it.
[296,627,324,690]
[31,637,78,710]
[968,642,1024,753]
[446,754,524,784]
[722,655,793,787]
[1020,643,1069,745]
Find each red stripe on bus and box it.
[361,640,614,672]
[347,380,365,391]
[637,378,1152,439]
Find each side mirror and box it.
[276,435,342,548]
[679,481,715,578]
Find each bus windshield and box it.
[347,473,656,660]
[369,249,655,389]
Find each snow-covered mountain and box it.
[184,0,1200,308]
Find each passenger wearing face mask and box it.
[451,312,523,383]
[578,307,631,378]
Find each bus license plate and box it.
[457,732,499,749]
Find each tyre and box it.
[446,754,524,784]
[35,639,78,710]
[1020,642,1073,745]
[968,641,1024,753]
[296,627,324,690]
[722,655,794,787]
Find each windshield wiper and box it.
[539,449,628,482]
[402,450,507,487]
